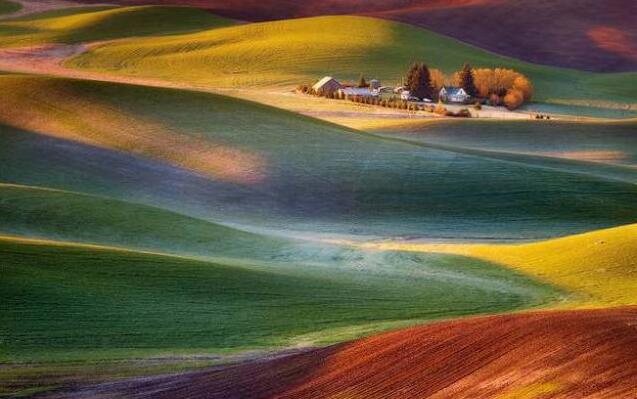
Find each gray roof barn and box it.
[312,76,342,94]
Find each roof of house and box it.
[440,86,468,96]
[340,87,374,96]
[313,76,341,90]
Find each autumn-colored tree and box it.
[512,76,534,102]
[458,63,477,97]
[406,62,434,100]
[429,68,447,92]
[504,88,524,110]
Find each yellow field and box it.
[357,223,637,308]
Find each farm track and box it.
[43,307,637,399]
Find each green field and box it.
[0,5,232,47]
[1,236,559,363]
[382,120,637,168]
[1,74,636,239]
[0,0,20,15]
[63,13,637,107]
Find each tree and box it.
[512,76,534,102]
[504,88,524,110]
[406,62,433,100]
[429,68,447,92]
[357,73,367,88]
[458,63,477,97]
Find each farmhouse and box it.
[313,76,342,96]
[439,86,470,103]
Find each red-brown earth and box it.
[48,307,637,398]
[74,0,637,72]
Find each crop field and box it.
[2,74,637,240]
[64,13,637,108]
[363,223,637,308]
[41,307,637,399]
[0,6,231,47]
[1,3,636,398]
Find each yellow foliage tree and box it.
[504,88,524,110]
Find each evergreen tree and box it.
[458,63,477,97]
[357,73,367,88]
[406,62,433,100]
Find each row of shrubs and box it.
[296,85,471,118]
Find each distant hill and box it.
[75,0,637,72]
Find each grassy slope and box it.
[372,120,637,168]
[0,5,232,47]
[365,223,637,308]
[0,0,20,16]
[0,183,287,259]
[66,14,637,106]
[0,236,557,363]
[1,74,637,239]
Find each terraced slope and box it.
[50,307,637,399]
[366,223,637,308]
[66,15,637,107]
[0,5,232,47]
[2,74,637,239]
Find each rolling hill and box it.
[45,307,637,399]
[1,234,557,363]
[65,13,637,109]
[0,5,232,47]
[73,0,637,72]
[2,74,637,239]
[365,223,637,308]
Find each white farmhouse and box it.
[439,86,470,103]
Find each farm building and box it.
[312,76,342,96]
[439,86,470,103]
[339,87,378,98]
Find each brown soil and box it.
[45,307,637,398]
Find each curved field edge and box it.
[0,234,560,364]
[64,14,637,108]
[0,5,234,47]
[41,307,637,399]
[358,223,637,308]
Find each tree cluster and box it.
[405,62,434,100]
[470,68,534,109]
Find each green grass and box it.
[0,237,559,363]
[65,14,637,107]
[1,74,636,239]
[0,5,233,47]
[0,0,20,16]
